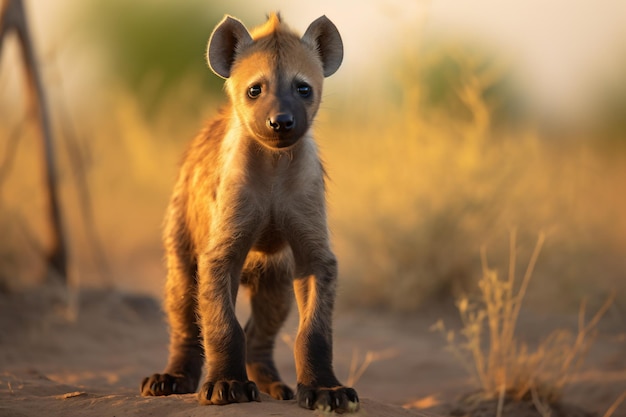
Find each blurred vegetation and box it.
[1,4,624,313]
[77,0,225,115]
[592,53,626,150]
[393,37,528,130]
[324,35,626,312]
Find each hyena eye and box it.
[248,85,262,99]
[296,83,312,98]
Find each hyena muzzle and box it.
[140,13,358,413]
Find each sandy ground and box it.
[0,286,625,417]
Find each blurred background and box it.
[1,0,625,314]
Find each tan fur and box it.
[141,13,357,412]
[250,13,285,39]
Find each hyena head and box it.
[207,13,343,149]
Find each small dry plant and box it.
[433,231,614,406]
[346,347,398,387]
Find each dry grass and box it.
[432,231,614,406]
[1,29,625,313]
[345,347,398,387]
[322,60,626,312]
[603,391,626,417]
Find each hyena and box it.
[140,13,359,412]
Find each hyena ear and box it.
[207,15,253,79]
[302,16,343,77]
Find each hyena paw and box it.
[141,373,195,396]
[265,381,294,400]
[197,380,261,405]
[297,385,359,413]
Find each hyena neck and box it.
[250,132,322,182]
[216,117,326,211]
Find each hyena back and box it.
[140,13,359,412]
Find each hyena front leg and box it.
[242,251,295,400]
[195,239,260,405]
[141,218,203,396]
[292,248,359,413]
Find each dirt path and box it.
[0,370,420,417]
[0,287,624,416]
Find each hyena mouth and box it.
[261,136,301,150]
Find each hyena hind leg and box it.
[242,251,295,400]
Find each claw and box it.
[231,390,237,400]
[305,397,311,409]
[172,382,177,393]
[348,400,360,412]
[250,389,256,401]
[202,382,214,401]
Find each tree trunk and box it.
[0,0,68,284]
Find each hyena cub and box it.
[140,13,359,412]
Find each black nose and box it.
[267,113,295,132]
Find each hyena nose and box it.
[267,113,295,132]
